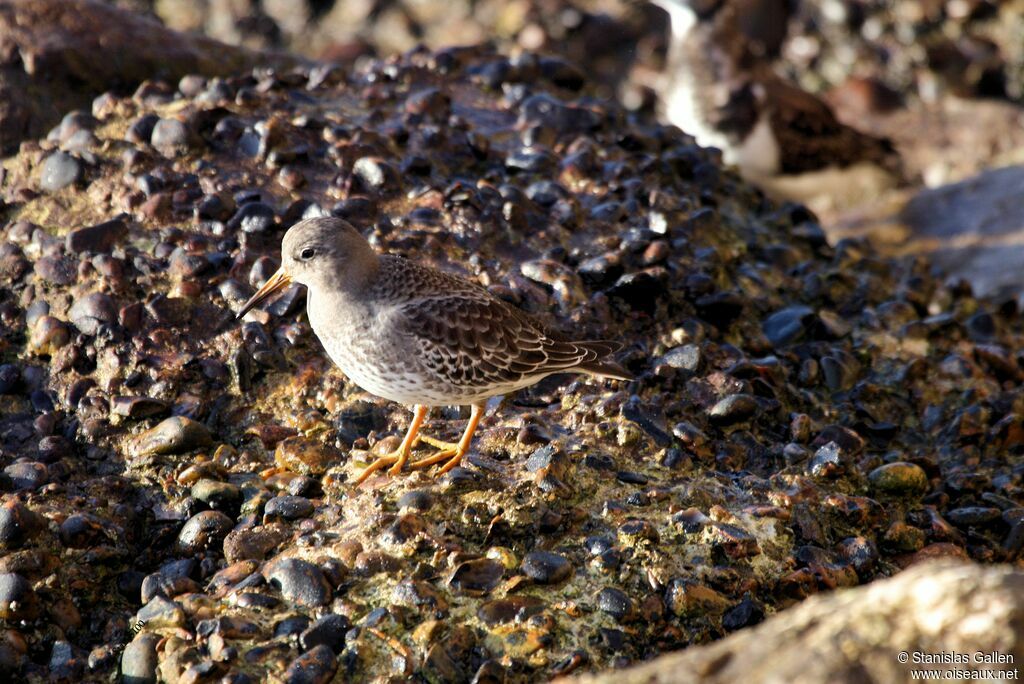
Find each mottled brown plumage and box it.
[237,217,631,484]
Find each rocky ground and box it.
[0,2,1023,684]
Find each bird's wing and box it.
[393,291,614,389]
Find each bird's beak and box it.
[236,267,293,319]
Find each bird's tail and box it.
[574,340,634,381]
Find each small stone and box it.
[126,114,160,144]
[151,118,194,153]
[449,559,504,596]
[135,595,185,629]
[299,614,350,654]
[708,394,759,424]
[868,462,929,496]
[191,479,243,513]
[596,587,634,622]
[131,417,212,457]
[40,152,82,192]
[111,396,170,420]
[3,462,47,491]
[121,633,160,684]
[34,255,77,286]
[176,510,233,554]
[228,202,276,234]
[521,550,572,584]
[264,557,332,607]
[69,292,117,335]
[283,644,337,684]
[397,490,433,511]
[722,598,765,630]
[65,218,126,254]
[763,306,815,346]
[664,578,730,617]
[659,344,702,374]
[945,507,1001,528]
[0,574,39,620]
[264,496,314,521]
[275,437,342,476]
[59,513,105,549]
[0,501,43,550]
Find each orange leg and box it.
[409,404,484,476]
[354,405,429,485]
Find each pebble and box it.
[762,306,815,346]
[3,462,48,491]
[69,292,117,335]
[275,437,342,476]
[176,510,234,554]
[191,479,243,513]
[521,550,572,584]
[283,644,337,684]
[151,118,194,153]
[65,218,127,254]
[299,614,350,653]
[121,634,160,684]
[264,495,314,521]
[39,152,82,191]
[0,573,39,620]
[449,559,505,595]
[868,462,929,496]
[596,587,634,622]
[707,394,759,424]
[131,417,212,457]
[0,501,43,550]
[263,557,332,607]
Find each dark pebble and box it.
[274,615,312,639]
[264,495,314,521]
[397,490,434,511]
[945,507,1001,527]
[596,587,634,622]
[762,305,815,346]
[521,550,572,584]
[126,114,160,144]
[708,394,759,424]
[722,598,765,631]
[264,557,332,607]
[449,558,504,595]
[69,292,117,335]
[228,202,276,234]
[3,462,48,491]
[283,644,337,684]
[176,510,234,554]
[191,479,243,513]
[0,500,44,550]
[299,613,351,654]
[0,573,39,620]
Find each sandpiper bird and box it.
[237,217,632,485]
[650,0,903,211]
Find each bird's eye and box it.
[299,247,316,260]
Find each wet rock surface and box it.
[0,26,1022,684]
[577,561,1024,684]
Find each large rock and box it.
[574,561,1024,684]
[0,0,301,152]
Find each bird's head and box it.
[236,216,378,319]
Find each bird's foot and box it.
[409,446,465,476]
[354,447,411,485]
